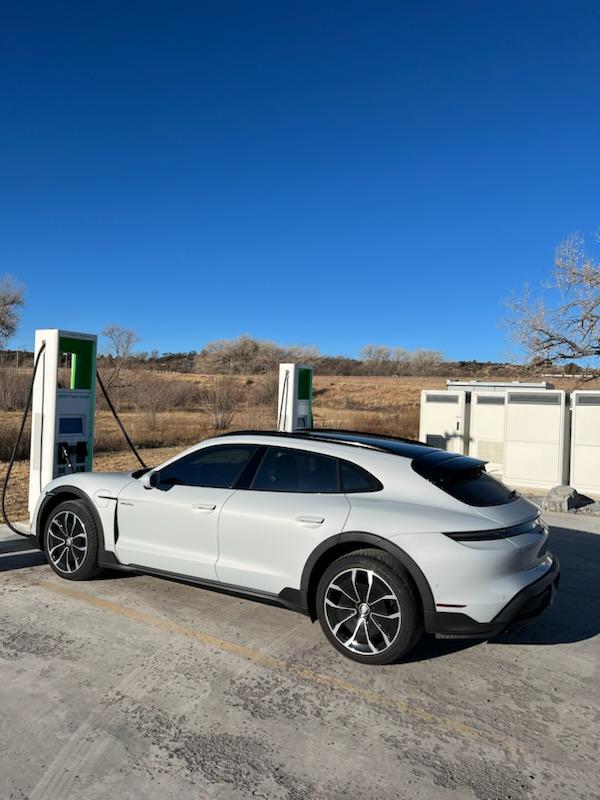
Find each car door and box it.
[115,444,257,580]
[216,446,351,594]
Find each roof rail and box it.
[217,428,434,456]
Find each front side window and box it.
[157,445,257,489]
[251,447,338,493]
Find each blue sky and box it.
[2,1,599,360]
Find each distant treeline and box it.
[0,335,586,377]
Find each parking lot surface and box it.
[1,514,599,800]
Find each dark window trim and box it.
[233,446,267,489]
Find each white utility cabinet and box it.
[469,391,507,478]
[447,380,553,392]
[419,390,470,454]
[570,391,600,497]
[502,390,570,492]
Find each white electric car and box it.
[29,430,559,664]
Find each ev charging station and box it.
[28,329,97,516]
[277,363,313,432]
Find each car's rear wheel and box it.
[44,499,101,581]
[316,548,423,664]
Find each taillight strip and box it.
[443,518,546,542]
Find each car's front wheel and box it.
[316,548,423,664]
[44,499,101,581]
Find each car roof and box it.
[218,428,434,459]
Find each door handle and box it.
[192,503,217,512]
[295,515,324,525]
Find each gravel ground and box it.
[0,513,599,800]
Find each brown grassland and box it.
[1,371,598,523]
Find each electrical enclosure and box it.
[469,391,507,478]
[570,391,600,497]
[502,389,570,492]
[418,390,470,454]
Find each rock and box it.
[538,485,594,513]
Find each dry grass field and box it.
[0,445,183,525]
[1,371,598,523]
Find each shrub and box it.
[250,372,279,407]
[0,368,31,411]
[199,376,241,433]
[0,419,29,461]
[358,409,420,440]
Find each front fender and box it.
[35,485,119,566]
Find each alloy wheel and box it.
[47,510,88,574]
[323,568,402,656]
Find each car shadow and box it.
[402,634,479,662]
[493,525,600,646]
[0,538,135,578]
[2,525,599,656]
[94,568,138,580]
[0,549,47,572]
[404,524,600,661]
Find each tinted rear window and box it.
[412,453,518,506]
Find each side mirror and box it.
[140,470,160,490]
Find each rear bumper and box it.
[425,555,560,639]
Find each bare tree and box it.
[359,345,444,376]
[131,372,173,428]
[506,230,600,375]
[391,347,411,372]
[200,376,241,432]
[410,349,444,375]
[359,345,392,375]
[195,335,319,374]
[101,324,140,388]
[0,276,25,348]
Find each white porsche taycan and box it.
[28,430,559,664]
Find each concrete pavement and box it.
[1,513,599,800]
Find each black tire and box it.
[316,548,423,664]
[44,499,101,581]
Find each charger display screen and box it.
[59,417,84,435]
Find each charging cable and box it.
[1,343,46,536]
[95,371,146,469]
[277,369,289,431]
[1,346,148,536]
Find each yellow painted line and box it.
[40,579,497,744]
